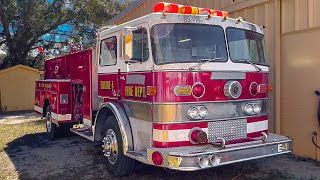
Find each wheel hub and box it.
[102,129,118,164]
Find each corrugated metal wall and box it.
[0,65,40,112]
[282,0,320,34]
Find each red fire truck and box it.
[35,2,292,176]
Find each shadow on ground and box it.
[3,130,303,180]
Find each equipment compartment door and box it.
[72,83,83,123]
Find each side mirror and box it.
[122,27,149,63]
[123,31,134,60]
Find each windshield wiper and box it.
[189,57,223,71]
[237,59,262,72]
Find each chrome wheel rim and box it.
[46,112,52,132]
[102,129,118,164]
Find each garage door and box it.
[281,29,320,160]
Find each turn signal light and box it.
[154,2,179,13]
[151,151,163,166]
[258,84,267,93]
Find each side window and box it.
[100,36,117,66]
[132,28,149,61]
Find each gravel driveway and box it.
[1,112,320,180]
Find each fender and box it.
[94,102,133,154]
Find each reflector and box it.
[151,151,163,166]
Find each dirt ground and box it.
[1,112,320,180]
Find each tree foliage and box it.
[0,0,129,69]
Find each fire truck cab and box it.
[35,2,292,176]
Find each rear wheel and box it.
[102,116,135,176]
[45,106,61,139]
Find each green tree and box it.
[0,0,129,69]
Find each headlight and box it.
[198,106,208,118]
[253,104,261,114]
[244,104,254,115]
[187,106,208,119]
[188,107,199,119]
[243,103,262,115]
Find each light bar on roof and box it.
[153,2,229,17]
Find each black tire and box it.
[45,106,62,139]
[103,116,135,176]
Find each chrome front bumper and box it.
[147,133,292,171]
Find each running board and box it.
[126,150,148,164]
[70,126,94,141]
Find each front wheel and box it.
[102,116,135,176]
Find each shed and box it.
[0,65,40,112]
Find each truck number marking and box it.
[277,143,289,152]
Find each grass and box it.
[0,119,45,152]
[0,119,45,180]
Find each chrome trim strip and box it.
[98,96,118,99]
[152,114,269,124]
[152,98,268,105]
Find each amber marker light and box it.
[147,86,157,96]
[269,84,273,92]
[174,85,191,96]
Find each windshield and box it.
[151,24,228,65]
[227,27,267,65]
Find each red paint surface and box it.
[153,71,268,102]
[36,50,93,123]
[247,116,268,123]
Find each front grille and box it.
[208,119,247,143]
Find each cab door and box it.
[122,23,154,150]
